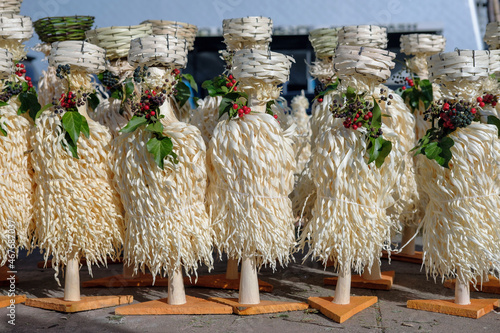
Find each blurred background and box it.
[18,0,500,103]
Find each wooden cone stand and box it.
[408,274,499,319]
[116,267,232,315]
[183,259,273,292]
[443,275,500,295]
[26,257,133,313]
[310,269,378,323]
[325,260,394,290]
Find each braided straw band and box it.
[128,35,188,69]
[333,45,395,82]
[400,34,446,55]
[223,16,272,51]
[484,22,500,50]
[0,0,22,15]
[34,16,94,43]
[0,14,32,41]
[337,25,388,49]
[309,28,339,59]
[49,40,106,74]
[0,47,13,78]
[232,49,294,84]
[428,50,493,82]
[142,20,197,51]
[85,24,153,60]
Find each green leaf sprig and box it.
[399,76,433,113]
[171,68,198,108]
[313,78,339,103]
[120,66,179,170]
[331,86,392,168]
[53,64,96,159]
[97,70,135,113]
[412,98,500,168]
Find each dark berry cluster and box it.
[424,99,477,131]
[377,88,393,105]
[133,65,149,83]
[101,70,119,88]
[331,94,383,138]
[131,88,167,120]
[477,94,498,107]
[56,64,70,79]
[0,81,22,102]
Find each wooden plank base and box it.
[37,257,123,269]
[24,295,133,313]
[82,273,168,288]
[407,298,499,319]
[308,296,378,323]
[382,250,423,264]
[115,296,233,315]
[0,295,26,308]
[183,273,273,292]
[324,271,395,290]
[443,276,500,295]
[208,297,309,315]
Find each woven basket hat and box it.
[309,28,339,59]
[223,16,272,51]
[428,50,493,82]
[49,40,106,74]
[337,25,388,49]
[34,16,94,43]
[231,49,294,85]
[0,47,12,78]
[128,34,188,69]
[85,24,153,60]
[0,13,32,41]
[484,22,500,50]
[333,45,396,82]
[400,34,446,55]
[0,0,22,15]
[142,20,197,51]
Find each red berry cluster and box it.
[401,77,414,91]
[233,103,251,118]
[15,63,33,89]
[133,88,166,120]
[171,68,180,77]
[59,92,76,109]
[342,111,374,130]
[477,94,498,107]
[424,99,477,131]
[225,74,238,91]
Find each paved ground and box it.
[1,240,499,333]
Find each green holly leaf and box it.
[124,80,135,97]
[110,89,123,100]
[61,111,83,144]
[182,73,198,93]
[346,86,356,100]
[18,92,41,121]
[34,103,52,121]
[62,132,79,158]
[81,116,90,139]
[371,100,382,129]
[120,115,148,133]
[88,92,100,110]
[487,115,500,137]
[423,141,442,160]
[175,81,192,108]
[375,139,392,168]
[0,101,8,107]
[0,120,6,136]
[146,136,174,169]
[314,79,339,100]
[367,136,382,164]
[438,137,454,168]
[219,96,234,119]
[145,121,164,135]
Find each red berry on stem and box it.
[231,79,236,84]
[367,112,373,118]
[228,74,233,80]
[402,86,406,90]
[238,114,244,118]
[150,111,156,116]
[477,96,483,103]
[357,122,362,127]
[318,97,323,103]
[493,102,497,107]
[443,103,449,111]
[244,108,250,114]
[233,103,239,109]
[471,108,476,114]
[233,87,237,91]
[274,114,278,119]
[363,115,369,120]
[352,124,357,130]
[479,102,485,107]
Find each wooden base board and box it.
[324,271,395,290]
[208,297,309,315]
[443,276,500,295]
[82,273,168,288]
[24,295,133,313]
[407,298,499,319]
[0,265,16,286]
[382,250,423,264]
[0,295,26,308]
[115,295,233,315]
[37,257,123,269]
[183,273,273,292]
[308,296,378,323]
